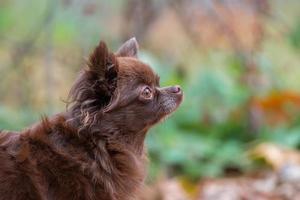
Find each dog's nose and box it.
[170,85,181,94]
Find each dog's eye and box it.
[141,87,153,100]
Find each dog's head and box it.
[68,38,183,134]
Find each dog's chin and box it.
[156,95,183,124]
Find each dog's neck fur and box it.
[100,117,148,155]
[64,109,148,156]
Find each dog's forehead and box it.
[117,57,159,85]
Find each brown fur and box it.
[0,38,183,200]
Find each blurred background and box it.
[1,0,300,199]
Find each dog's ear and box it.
[116,37,139,58]
[87,41,119,97]
[88,41,118,79]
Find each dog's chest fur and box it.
[0,117,146,200]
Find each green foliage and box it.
[53,20,77,45]
[0,6,12,33]
[0,106,38,131]
[290,21,300,50]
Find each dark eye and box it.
[141,87,153,100]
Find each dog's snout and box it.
[171,85,181,94]
[159,85,182,95]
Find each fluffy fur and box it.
[0,38,183,200]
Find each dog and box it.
[0,38,183,200]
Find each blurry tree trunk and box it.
[121,0,161,42]
[8,0,57,108]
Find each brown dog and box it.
[0,38,183,200]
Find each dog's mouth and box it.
[163,94,183,113]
